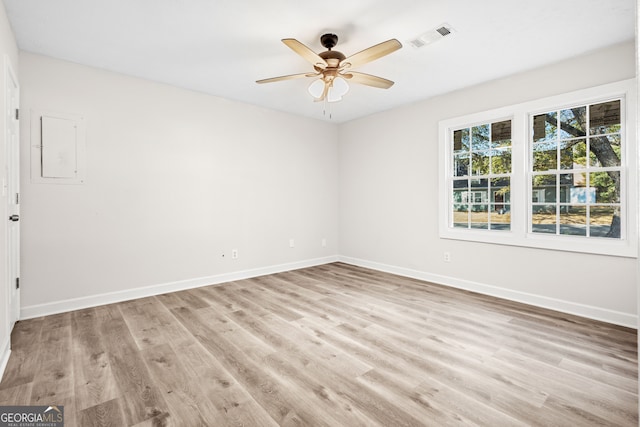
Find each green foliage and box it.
[590,172,618,203]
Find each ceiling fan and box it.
[256,33,402,103]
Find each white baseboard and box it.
[338,256,637,329]
[21,255,339,320]
[0,337,10,383]
[19,253,636,329]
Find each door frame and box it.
[4,55,20,330]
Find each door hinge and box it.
[15,109,19,120]
[15,277,19,289]
[15,193,19,204]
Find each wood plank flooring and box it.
[0,262,637,426]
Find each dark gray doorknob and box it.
[8,215,19,222]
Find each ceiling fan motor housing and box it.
[319,34,345,64]
[319,50,346,62]
[320,33,338,49]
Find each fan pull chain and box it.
[323,98,333,120]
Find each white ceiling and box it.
[2,0,636,123]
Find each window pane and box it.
[453,152,469,176]
[559,107,586,139]
[453,128,470,152]
[472,151,490,175]
[453,179,468,189]
[559,139,586,169]
[589,135,621,167]
[491,148,511,174]
[453,190,468,204]
[590,171,620,203]
[472,124,490,151]
[560,173,583,203]
[453,204,469,228]
[531,204,556,234]
[491,120,511,147]
[533,141,557,171]
[491,177,510,203]
[452,179,468,204]
[560,172,582,186]
[490,204,510,230]
[470,204,488,229]
[533,112,557,142]
[590,206,620,238]
[532,175,556,203]
[590,100,621,135]
[569,184,594,204]
[470,178,488,189]
[560,205,587,236]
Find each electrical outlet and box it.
[232,249,238,259]
[289,239,295,248]
[321,238,327,247]
[443,252,451,262]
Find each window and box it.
[451,120,511,231]
[439,79,636,257]
[530,100,622,238]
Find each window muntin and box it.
[451,120,512,231]
[530,99,622,238]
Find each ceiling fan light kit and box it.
[308,75,349,103]
[257,33,402,108]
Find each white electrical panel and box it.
[31,110,86,184]
[41,116,78,178]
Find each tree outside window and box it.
[530,100,622,238]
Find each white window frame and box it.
[439,79,637,258]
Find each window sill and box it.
[440,227,637,258]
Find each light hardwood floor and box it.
[0,263,637,426]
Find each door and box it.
[5,59,19,328]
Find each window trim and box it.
[439,79,637,258]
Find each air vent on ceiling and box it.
[409,24,454,48]
[436,26,451,37]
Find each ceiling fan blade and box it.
[282,38,327,67]
[256,72,317,84]
[343,72,394,89]
[340,39,402,69]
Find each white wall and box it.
[14,41,638,327]
[0,1,19,374]
[339,41,638,326]
[19,52,339,314]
